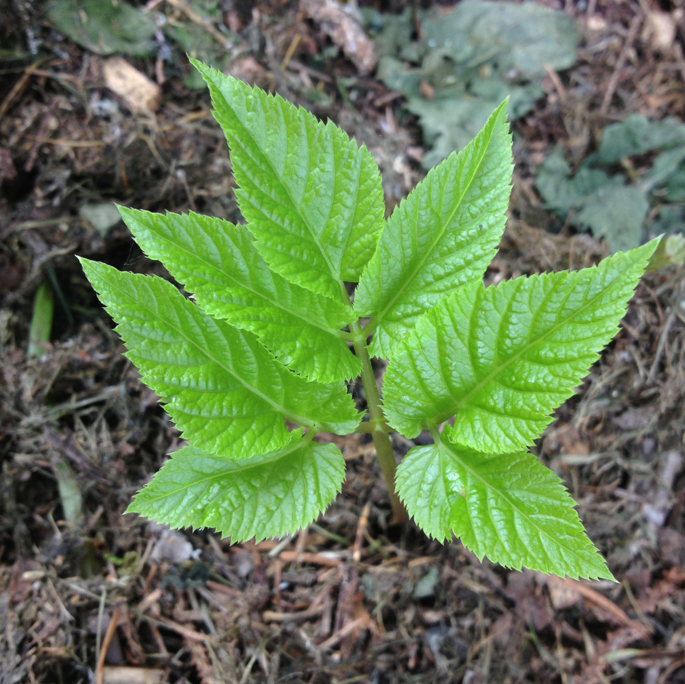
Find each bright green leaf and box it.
[119,208,361,383]
[80,260,360,458]
[396,440,613,579]
[127,430,345,542]
[383,241,657,452]
[355,101,512,358]
[192,60,385,300]
[79,73,655,578]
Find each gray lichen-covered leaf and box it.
[79,203,122,236]
[594,115,685,204]
[405,87,539,170]
[418,1,579,80]
[596,114,685,165]
[536,149,649,252]
[49,0,157,56]
[164,1,232,89]
[413,567,439,598]
[575,186,649,253]
[538,114,685,250]
[373,1,580,168]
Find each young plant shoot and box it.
[81,60,657,580]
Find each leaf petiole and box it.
[337,329,357,342]
[350,319,408,524]
[353,422,396,434]
[359,318,377,337]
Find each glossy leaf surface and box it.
[120,208,360,382]
[128,431,345,541]
[396,440,613,579]
[194,60,385,300]
[81,260,359,459]
[355,101,512,358]
[383,242,657,452]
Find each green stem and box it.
[360,318,377,337]
[349,320,408,525]
[354,423,396,434]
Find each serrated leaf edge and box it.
[120,207,352,336]
[127,430,310,510]
[80,258,352,431]
[192,59,375,299]
[443,241,656,445]
[399,434,615,580]
[357,99,510,336]
[127,431,346,542]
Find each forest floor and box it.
[1,0,684,682]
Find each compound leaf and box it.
[383,241,657,452]
[120,208,361,383]
[396,440,613,579]
[127,430,345,542]
[193,60,385,301]
[81,260,359,458]
[355,100,512,358]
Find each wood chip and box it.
[157,617,208,642]
[138,588,163,614]
[103,668,165,684]
[319,616,369,651]
[549,577,652,637]
[103,57,161,114]
[278,551,343,567]
[262,604,324,623]
[301,0,377,74]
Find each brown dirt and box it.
[1,1,684,683]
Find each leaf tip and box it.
[115,203,136,222]
[78,256,98,279]
[495,96,510,119]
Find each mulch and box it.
[1,1,684,682]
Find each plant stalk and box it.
[350,321,409,525]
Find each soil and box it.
[1,1,684,683]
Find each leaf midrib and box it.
[218,80,345,298]
[436,264,632,427]
[136,438,308,506]
[102,271,320,429]
[369,108,502,330]
[144,223,350,337]
[436,441,606,576]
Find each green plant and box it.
[81,60,657,579]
